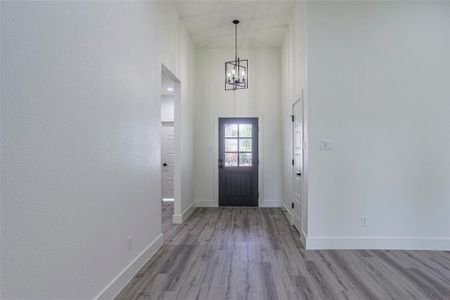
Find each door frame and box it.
[218,117,259,206]
[290,92,308,245]
[291,98,303,228]
[213,113,264,207]
[161,64,182,224]
[161,122,174,200]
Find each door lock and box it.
[163,163,168,167]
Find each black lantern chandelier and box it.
[225,20,248,91]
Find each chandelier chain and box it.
[235,23,237,62]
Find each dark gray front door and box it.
[218,118,258,206]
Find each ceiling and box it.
[172,1,295,48]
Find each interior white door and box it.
[292,99,303,232]
[161,125,174,199]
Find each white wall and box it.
[194,48,282,207]
[305,1,450,249]
[281,2,308,232]
[0,1,195,299]
[177,25,196,216]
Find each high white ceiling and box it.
[172,1,295,48]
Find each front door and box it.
[218,118,258,206]
[292,100,303,231]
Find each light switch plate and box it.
[318,139,332,151]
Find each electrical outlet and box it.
[361,216,368,226]
[128,236,134,251]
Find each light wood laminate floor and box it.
[161,201,174,235]
[117,207,450,300]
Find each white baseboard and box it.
[305,236,450,250]
[172,203,195,224]
[94,233,164,300]
[194,201,217,207]
[259,200,281,207]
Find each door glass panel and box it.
[239,124,252,137]
[225,153,238,167]
[239,139,252,152]
[223,122,254,167]
[239,153,252,166]
[225,139,238,152]
[225,124,238,137]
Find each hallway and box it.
[2,1,450,299]
[117,208,450,299]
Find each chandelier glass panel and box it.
[225,20,248,91]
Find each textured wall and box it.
[1,1,195,298]
[306,1,450,249]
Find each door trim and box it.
[161,63,182,224]
[291,92,308,240]
[213,113,264,207]
[289,99,302,225]
[161,123,175,200]
[291,98,303,232]
[218,117,259,206]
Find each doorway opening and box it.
[160,64,181,232]
[218,118,259,206]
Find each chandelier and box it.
[225,20,248,91]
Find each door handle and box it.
[163,163,168,167]
[297,172,301,176]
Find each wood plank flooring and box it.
[161,201,174,235]
[117,207,450,300]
